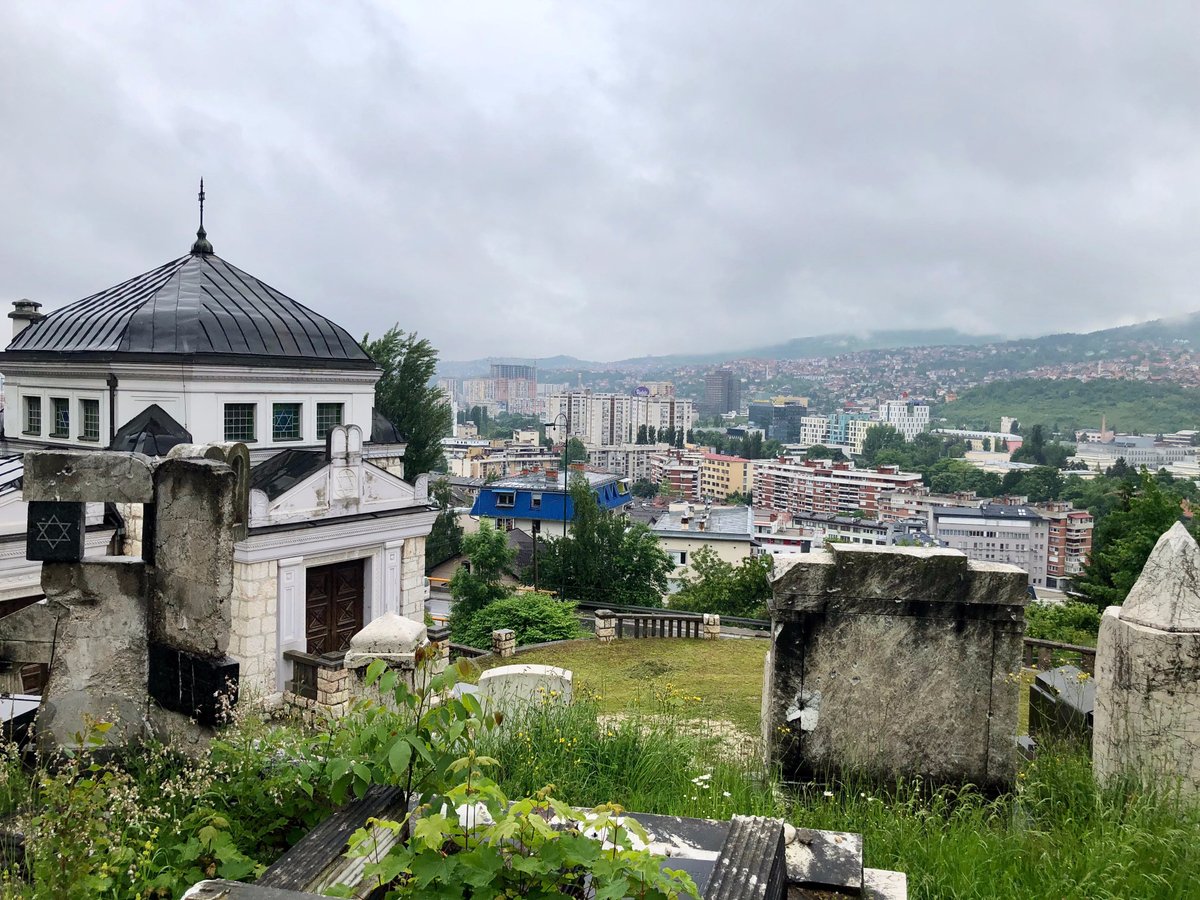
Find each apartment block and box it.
[650,448,704,501]
[544,391,694,447]
[587,443,670,482]
[699,452,753,501]
[878,399,931,441]
[931,504,1049,587]
[1040,502,1094,590]
[753,459,923,518]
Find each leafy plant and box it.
[455,593,584,650]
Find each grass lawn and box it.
[474,637,769,735]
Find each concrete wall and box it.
[764,543,1027,789]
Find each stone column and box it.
[594,610,616,643]
[316,665,352,718]
[492,628,516,658]
[764,543,1027,789]
[703,613,721,640]
[427,625,451,677]
[1093,522,1200,794]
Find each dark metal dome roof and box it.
[4,252,376,369]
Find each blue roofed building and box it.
[470,467,631,537]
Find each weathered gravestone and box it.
[0,448,245,747]
[477,663,573,710]
[1093,522,1200,794]
[763,543,1027,789]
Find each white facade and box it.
[2,359,377,452]
[878,400,930,442]
[544,392,695,447]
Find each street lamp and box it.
[544,411,571,599]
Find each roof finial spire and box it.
[191,177,214,256]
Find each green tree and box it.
[647,426,658,443]
[859,425,907,465]
[631,478,658,499]
[362,326,452,477]
[1076,472,1191,608]
[565,437,588,464]
[669,547,772,618]
[534,478,672,605]
[448,519,516,639]
[425,478,463,572]
[636,425,648,445]
[725,490,753,506]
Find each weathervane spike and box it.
[190,177,215,256]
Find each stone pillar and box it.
[703,613,721,640]
[492,628,516,658]
[764,543,1027,789]
[316,665,352,718]
[343,612,429,703]
[427,625,451,677]
[1093,523,1200,794]
[594,610,616,643]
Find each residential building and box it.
[703,368,741,416]
[635,381,676,398]
[587,443,670,482]
[469,468,632,536]
[753,458,923,518]
[876,487,983,527]
[650,448,704,502]
[791,512,932,547]
[651,503,755,590]
[752,509,811,558]
[700,452,753,501]
[795,412,873,456]
[543,391,694,447]
[878,399,930,441]
[1040,502,1094,590]
[931,504,1049,587]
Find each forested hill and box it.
[938,379,1200,435]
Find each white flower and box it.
[722,791,732,798]
[823,791,834,798]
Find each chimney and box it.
[9,299,44,340]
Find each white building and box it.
[0,220,436,699]
[878,399,930,442]
[544,391,695,447]
[931,504,1049,587]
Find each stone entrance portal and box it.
[305,560,365,655]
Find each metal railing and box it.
[1021,638,1096,674]
[574,600,770,632]
[605,613,706,639]
[282,649,346,700]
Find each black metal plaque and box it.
[26,501,86,562]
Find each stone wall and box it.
[229,559,280,699]
[763,543,1027,789]
[401,537,426,620]
[116,501,146,558]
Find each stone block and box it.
[150,459,237,658]
[478,664,572,709]
[764,543,1026,789]
[343,613,426,669]
[41,558,148,606]
[23,450,156,504]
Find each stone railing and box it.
[593,609,720,642]
[1021,637,1096,675]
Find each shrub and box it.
[455,593,584,649]
[1025,601,1102,646]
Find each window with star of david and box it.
[51,397,69,437]
[272,402,302,442]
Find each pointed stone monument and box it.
[1093,522,1200,793]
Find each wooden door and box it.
[305,560,365,655]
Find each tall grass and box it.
[482,701,1200,900]
[478,696,779,820]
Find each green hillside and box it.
[938,378,1200,435]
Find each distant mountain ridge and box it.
[438,312,1199,377]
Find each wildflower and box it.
[722,791,731,798]
[823,791,834,798]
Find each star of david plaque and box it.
[27,501,86,562]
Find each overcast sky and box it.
[2,2,1198,362]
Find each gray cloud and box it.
[1,1,1197,361]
